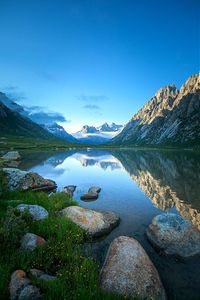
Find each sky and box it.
[0,0,199,133]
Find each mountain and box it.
[0,101,58,140]
[77,125,99,134]
[0,92,25,114]
[43,123,78,143]
[73,122,123,144]
[0,92,78,143]
[98,122,123,132]
[112,74,200,146]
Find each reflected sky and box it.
[24,149,200,299]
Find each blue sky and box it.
[0,0,199,132]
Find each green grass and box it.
[0,191,138,300]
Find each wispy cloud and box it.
[77,94,108,102]
[24,106,71,124]
[2,85,26,101]
[83,104,100,110]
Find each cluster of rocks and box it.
[9,269,56,300]
[3,160,200,299]
[81,186,101,201]
[2,168,57,192]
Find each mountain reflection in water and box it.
[112,150,200,230]
[24,148,200,299]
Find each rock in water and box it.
[80,192,98,200]
[17,204,48,220]
[146,213,200,259]
[61,206,119,237]
[9,270,30,300]
[88,186,101,193]
[63,185,76,196]
[2,151,21,161]
[3,168,56,192]
[21,233,46,251]
[100,236,166,299]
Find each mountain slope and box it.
[112,74,200,146]
[43,123,78,143]
[0,102,59,140]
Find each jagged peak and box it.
[180,73,200,95]
[155,84,179,100]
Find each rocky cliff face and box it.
[112,74,200,146]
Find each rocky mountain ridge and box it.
[112,74,200,146]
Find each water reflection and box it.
[112,150,200,229]
[24,149,200,230]
[24,148,200,299]
[72,150,122,170]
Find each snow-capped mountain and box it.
[42,123,77,143]
[0,92,77,143]
[73,122,123,144]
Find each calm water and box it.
[20,149,200,300]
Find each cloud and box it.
[77,94,108,102]
[83,104,100,110]
[2,85,26,102]
[24,106,70,125]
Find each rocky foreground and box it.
[1,158,200,299]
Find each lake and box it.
[20,148,200,300]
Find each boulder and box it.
[63,185,76,196]
[100,236,166,299]
[61,206,119,237]
[88,186,101,193]
[3,168,56,192]
[21,233,46,251]
[9,270,30,300]
[30,269,56,281]
[146,213,200,259]
[17,204,48,220]
[9,270,41,300]
[80,192,98,200]
[18,285,41,300]
[2,151,21,161]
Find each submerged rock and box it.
[21,233,46,251]
[17,204,48,220]
[30,269,56,281]
[61,206,119,237]
[3,168,56,192]
[146,213,200,259]
[100,236,166,299]
[2,151,21,161]
[80,192,98,200]
[81,186,101,201]
[88,186,101,194]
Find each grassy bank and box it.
[0,191,134,300]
